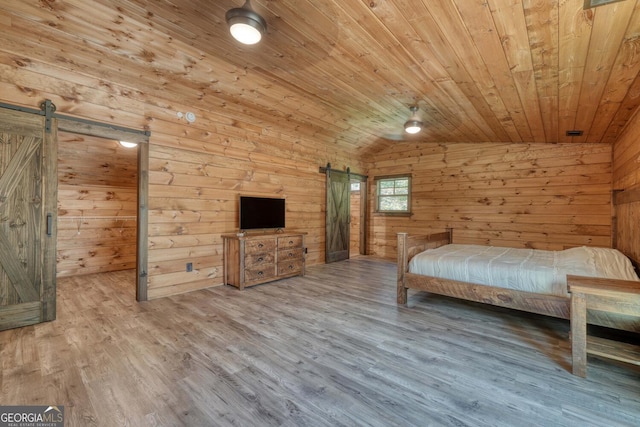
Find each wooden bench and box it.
[567,275,640,377]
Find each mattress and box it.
[407,244,640,296]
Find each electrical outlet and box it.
[186,262,193,272]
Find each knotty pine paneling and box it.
[613,109,640,191]
[366,142,613,259]
[612,109,640,266]
[57,132,138,277]
[0,3,361,298]
[146,137,340,298]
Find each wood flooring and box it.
[1,257,639,426]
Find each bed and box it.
[397,230,640,332]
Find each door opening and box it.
[0,100,150,331]
[56,117,149,301]
[56,132,138,281]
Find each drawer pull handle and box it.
[289,240,294,244]
[257,257,264,262]
[258,243,264,248]
[257,271,263,276]
[288,252,293,257]
[288,265,294,270]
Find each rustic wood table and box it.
[567,275,640,377]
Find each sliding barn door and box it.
[325,168,350,263]
[0,108,57,331]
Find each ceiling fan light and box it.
[403,105,423,134]
[226,1,267,45]
[404,120,422,134]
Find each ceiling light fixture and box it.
[119,141,138,148]
[404,106,423,134]
[583,0,625,9]
[226,0,267,45]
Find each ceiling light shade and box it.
[584,0,625,9]
[404,106,423,134]
[226,0,267,45]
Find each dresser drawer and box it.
[278,236,303,249]
[245,265,276,282]
[277,260,303,276]
[245,252,275,269]
[245,238,276,254]
[278,248,303,262]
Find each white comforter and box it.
[408,244,640,296]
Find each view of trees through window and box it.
[377,177,410,212]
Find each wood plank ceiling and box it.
[5,0,640,156]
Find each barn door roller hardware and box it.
[40,100,56,134]
[319,163,366,181]
[1,99,151,136]
[0,99,56,134]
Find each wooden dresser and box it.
[221,232,306,289]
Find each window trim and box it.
[374,174,412,215]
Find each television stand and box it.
[221,231,306,289]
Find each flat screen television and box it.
[239,196,285,231]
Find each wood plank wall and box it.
[612,110,640,266]
[0,4,362,298]
[146,143,353,299]
[57,132,138,277]
[365,142,613,258]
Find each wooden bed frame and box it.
[397,230,640,332]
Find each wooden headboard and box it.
[613,189,640,270]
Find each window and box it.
[350,182,361,192]
[375,175,411,214]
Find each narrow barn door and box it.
[325,167,350,263]
[0,108,57,331]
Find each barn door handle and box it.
[47,213,52,236]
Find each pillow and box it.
[557,246,639,281]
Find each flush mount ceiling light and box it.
[404,106,423,134]
[119,141,138,148]
[226,0,267,45]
